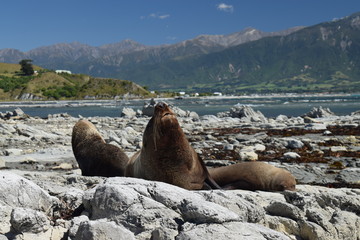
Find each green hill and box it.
[0,63,154,101]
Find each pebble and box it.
[239,151,258,161]
[283,152,301,159]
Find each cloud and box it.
[217,3,234,13]
[166,36,177,41]
[141,13,170,20]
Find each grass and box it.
[0,62,154,100]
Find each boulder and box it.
[176,222,290,240]
[75,219,135,240]
[0,172,57,214]
[121,107,136,118]
[239,151,258,161]
[142,98,157,117]
[285,138,304,149]
[10,207,50,234]
[79,177,272,239]
[303,106,335,118]
[227,104,267,122]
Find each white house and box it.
[55,70,72,74]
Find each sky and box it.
[1,0,360,52]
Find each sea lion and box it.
[72,119,129,177]
[126,102,219,190]
[208,162,296,191]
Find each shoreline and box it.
[0,92,359,108]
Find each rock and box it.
[323,130,332,135]
[351,110,360,116]
[285,138,304,149]
[75,219,135,240]
[172,106,188,117]
[0,158,5,168]
[80,177,252,238]
[303,106,335,118]
[330,146,347,152]
[0,123,17,134]
[188,111,200,120]
[121,107,136,118]
[142,98,156,117]
[239,151,258,161]
[283,152,301,160]
[0,206,12,233]
[3,149,23,156]
[275,115,288,122]
[0,172,57,214]
[68,215,90,239]
[1,108,29,120]
[176,222,290,240]
[303,116,321,123]
[228,104,267,122]
[14,123,60,141]
[10,207,50,233]
[52,162,73,170]
[57,187,84,211]
[266,201,304,221]
[254,143,266,152]
[197,190,265,223]
[336,168,360,184]
[304,123,327,130]
[223,144,234,151]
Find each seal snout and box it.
[155,102,173,118]
[156,102,167,109]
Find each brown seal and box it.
[208,162,296,191]
[72,119,129,177]
[126,102,219,190]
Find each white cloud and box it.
[141,13,170,20]
[166,36,177,41]
[158,14,170,19]
[217,3,234,13]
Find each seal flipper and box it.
[197,153,221,190]
[203,176,222,190]
[222,180,256,190]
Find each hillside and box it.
[0,63,153,101]
[116,12,360,93]
[0,27,302,86]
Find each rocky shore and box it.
[0,103,359,239]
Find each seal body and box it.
[208,162,296,191]
[72,119,129,177]
[126,102,219,190]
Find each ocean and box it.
[0,94,359,118]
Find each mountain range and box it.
[1,11,360,93]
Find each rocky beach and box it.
[0,102,359,240]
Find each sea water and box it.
[0,94,359,118]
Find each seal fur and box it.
[208,162,296,191]
[126,102,219,190]
[72,119,129,177]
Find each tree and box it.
[19,59,34,76]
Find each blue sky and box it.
[1,0,359,51]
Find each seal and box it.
[72,119,129,177]
[208,162,296,191]
[126,102,219,190]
